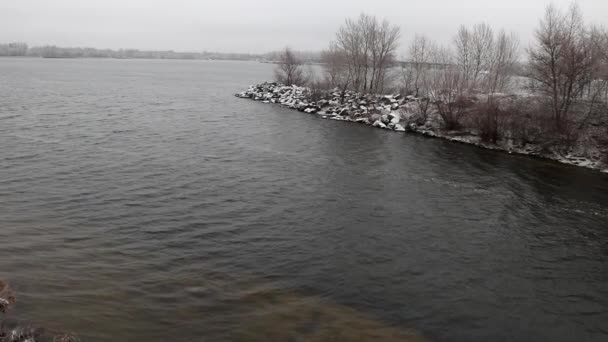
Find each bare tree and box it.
[488,30,520,94]
[370,19,401,93]
[471,23,495,86]
[454,25,473,87]
[274,47,307,86]
[454,23,495,91]
[321,43,350,88]
[527,4,597,133]
[335,13,400,94]
[404,35,434,96]
[321,43,352,102]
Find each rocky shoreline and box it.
[236,82,608,173]
[1,280,78,342]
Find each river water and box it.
[1,58,607,342]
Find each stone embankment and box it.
[236,82,607,173]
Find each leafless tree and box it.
[334,13,400,94]
[454,25,473,88]
[471,23,495,85]
[321,43,352,102]
[454,23,495,91]
[488,30,520,94]
[370,19,401,93]
[527,4,597,133]
[274,47,307,86]
[403,35,434,96]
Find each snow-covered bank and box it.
[236,82,608,173]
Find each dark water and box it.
[1,57,608,342]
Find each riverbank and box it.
[1,279,78,342]
[236,82,608,173]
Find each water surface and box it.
[1,58,607,341]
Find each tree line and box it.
[0,43,267,61]
[274,3,608,161]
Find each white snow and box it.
[393,124,406,132]
[373,120,387,129]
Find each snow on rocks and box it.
[393,124,406,132]
[235,82,409,133]
[235,82,608,173]
[373,120,387,129]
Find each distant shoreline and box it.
[0,55,264,62]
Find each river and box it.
[1,57,607,341]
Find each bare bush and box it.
[274,47,307,86]
[505,98,550,146]
[471,100,504,143]
[427,46,471,130]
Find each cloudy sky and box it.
[1,0,607,54]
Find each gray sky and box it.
[1,0,607,54]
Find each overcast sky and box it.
[1,0,607,54]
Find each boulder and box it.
[373,120,387,129]
[394,124,406,132]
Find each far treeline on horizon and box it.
[0,43,322,62]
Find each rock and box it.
[373,120,387,129]
[381,114,392,124]
[394,124,406,132]
[370,114,382,122]
[391,117,400,125]
[0,280,15,314]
